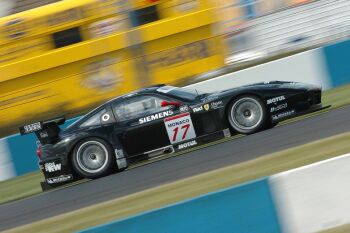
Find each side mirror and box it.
[161,101,181,108]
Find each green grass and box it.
[322,224,350,233]
[0,172,43,204]
[0,84,349,206]
[4,132,350,233]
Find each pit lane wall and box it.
[190,38,350,93]
[1,37,350,180]
[80,153,350,233]
[80,178,282,233]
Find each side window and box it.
[113,96,170,122]
[80,108,107,128]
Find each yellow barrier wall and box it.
[0,0,226,133]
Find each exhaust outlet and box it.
[163,147,174,154]
[147,146,174,158]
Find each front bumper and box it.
[269,88,327,122]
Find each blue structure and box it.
[5,118,78,176]
[80,178,281,233]
[323,39,350,88]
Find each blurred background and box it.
[1,2,350,233]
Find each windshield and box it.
[157,86,205,101]
[65,105,102,130]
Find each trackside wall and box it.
[80,153,350,233]
[190,37,350,91]
[0,139,14,181]
[270,153,350,233]
[79,178,282,233]
[189,48,332,92]
[1,38,350,179]
[323,39,350,88]
[189,38,350,93]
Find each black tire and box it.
[72,138,114,179]
[227,95,267,134]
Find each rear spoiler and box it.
[19,117,65,144]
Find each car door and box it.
[112,94,182,156]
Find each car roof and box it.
[105,84,167,105]
[64,84,168,131]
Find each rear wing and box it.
[19,117,65,144]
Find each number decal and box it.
[172,127,179,142]
[164,113,196,144]
[181,124,190,140]
[170,124,191,142]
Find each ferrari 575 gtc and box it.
[20,81,328,190]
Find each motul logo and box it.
[178,140,197,150]
[267,96,286,105]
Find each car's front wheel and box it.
[227,96,267,134]
[72,138,114,179]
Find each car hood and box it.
[201,81,321,101]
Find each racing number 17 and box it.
[164,113,196,144]
[172,124,190,142]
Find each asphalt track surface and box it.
[1,106,350,231]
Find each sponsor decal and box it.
[46,175,73,184]
[22,122,42,134]
[4,18,27,39]
[115,149,125,159]
[47,8,83,26]
[270,103,288,113]
[192,106,203,113]
[272,110,296,121]
[167,118,190,127]
[44,162,62,173]
[164,112,196,144]
[0,38,49,64]
[178,140,197,150]
[210,100,224,109]
[179,105,189,113]
[115,149,127,169]
[147,40,211,68]
[139,110,174,124]
[40,131,49,138]
[89,16,125,38]
[102,113,110,122]
[267,96,286,105]
[81,58,122,92]
[203,104,210,111]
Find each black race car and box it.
[20,81,328,190]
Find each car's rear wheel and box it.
[72,138,114,179]
[227,96,267,134]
